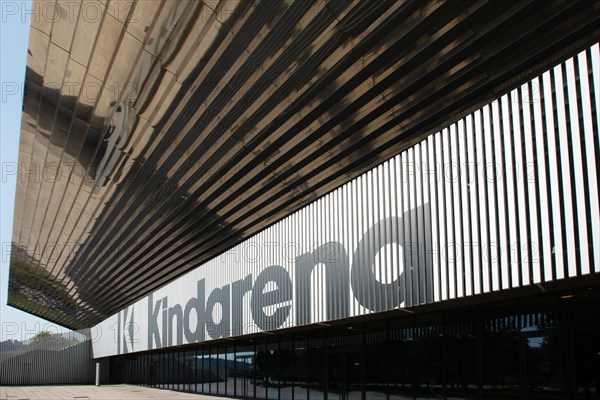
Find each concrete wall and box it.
[0,331,94,385]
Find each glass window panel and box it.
[223,346,235,396]
[279,338,295,400]
[267,341,279,400]
[483,317,520,399]
[152,352,157,388]
[308,338,326,400]
[235,343,255,398]
[178,350,183,392]
[293,338,309,400]
[415,316,444,399]
[208,346,214,394]
[525,335,562,399]
[445,324,478,399]
[216,346,227,396]
[574,332,600,399]
[171,350,176,391]
[198,347,211,394]
[365,322,388,400]
[159,351,165,389]
[389,318,415,400]
[255,342,268,399]
[184,349,194,392]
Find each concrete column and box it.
[95,362,100,386]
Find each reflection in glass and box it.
[389,319,415,400]
[415,325,443,398]
[526,335,561,399]
[574,332,600,399]
[235,344,255,398]
[483,318,520,398]
[108,296,600,400]
[294,338,310,400]
[365,323,388,400]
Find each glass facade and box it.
[109,289,600,399]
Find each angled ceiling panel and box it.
[9,0,599,329]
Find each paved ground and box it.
[0,385,239,400]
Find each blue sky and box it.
[1,0,70,341]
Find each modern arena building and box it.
[5,0,600,399]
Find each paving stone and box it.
[0,385,239,400]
